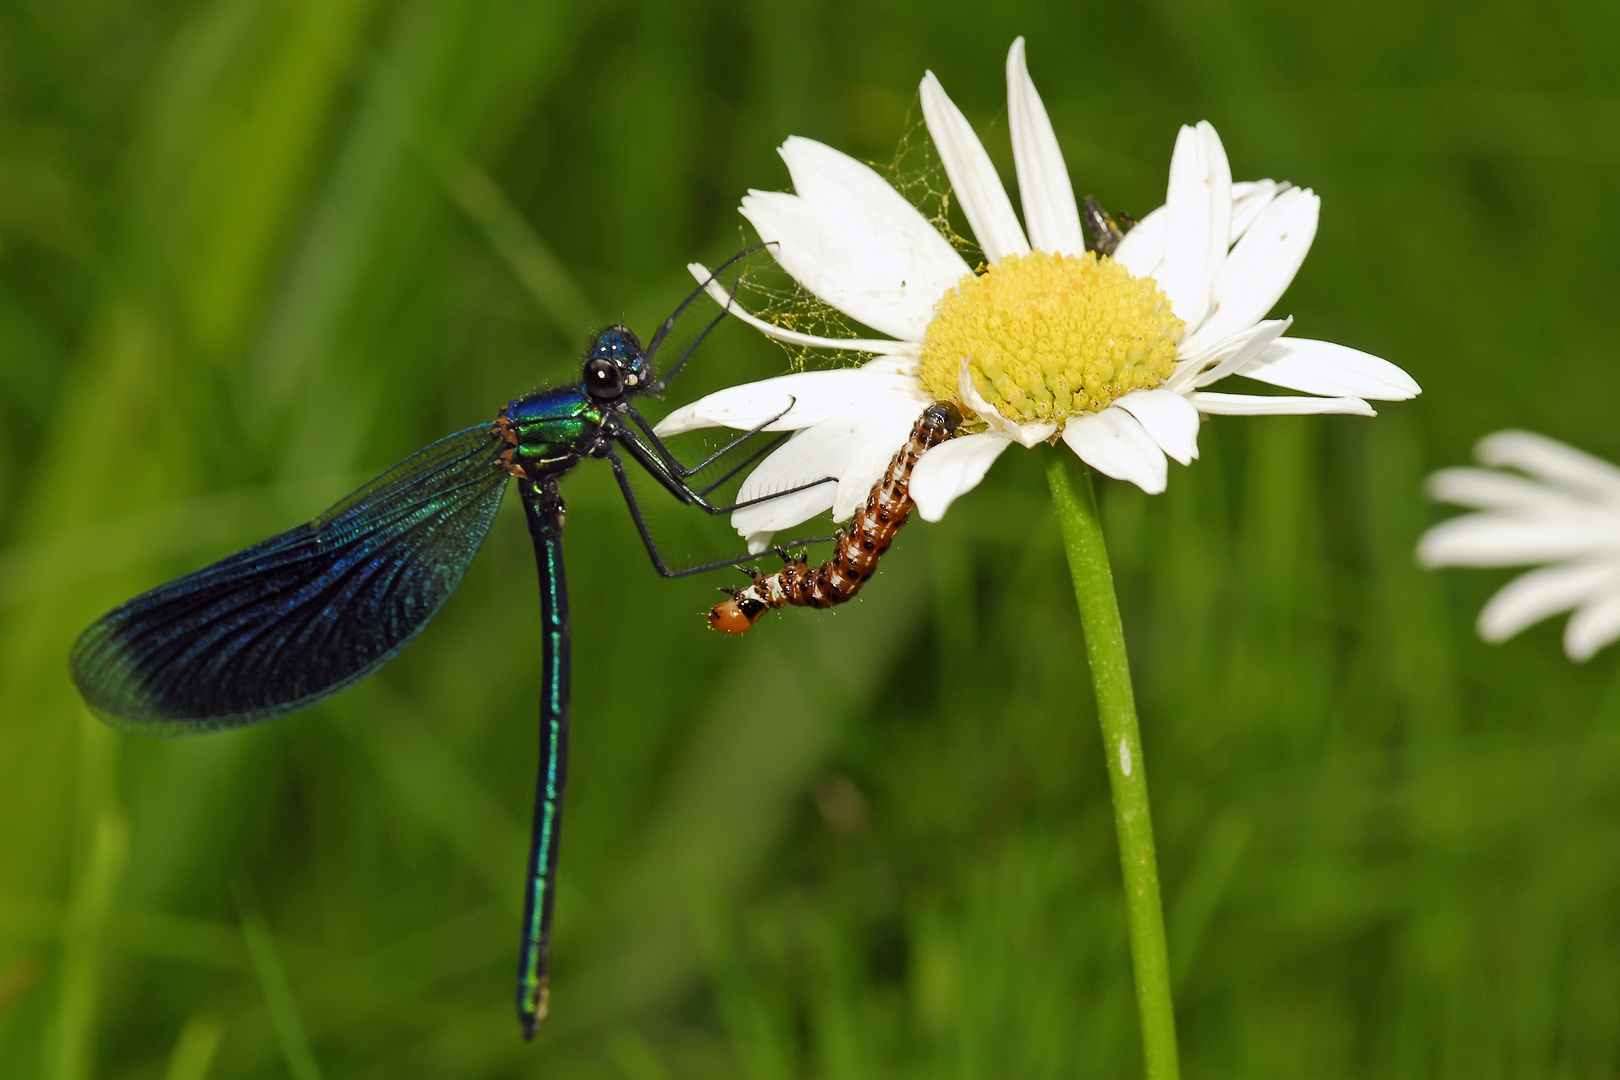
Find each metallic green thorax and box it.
[497,386,605,481]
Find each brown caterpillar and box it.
[710,402,962,633]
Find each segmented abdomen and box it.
[710,402,962,633]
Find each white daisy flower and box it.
[658,37,1420,551]
[1418,431,1620,661]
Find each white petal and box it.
[1181,187,1318,354]
[1115,388,1201,465]
[1476,561,1620,642]
[734,421,857,503]
[1062,407,1168,494]
[1116,181,1284,284]
[1006,38,1083,256]
[956,360,1055,447]
[831,400,930,520]
[1426,467,1593,514]
[730,421,858,536]
[1416,513,1620,567]
[1229,180,1287,243]
[1238,337,1420,401]
[731,481,836,541]
[911,432,1012,522]
[746,531,775,555]
[1176,317,1292,393]
[1187,392,1374,417]
[920,71,1030,263]
[684,263,914,355]
[1475,431,1620,502]
[1566,588,1620,660]
[654,368,926,435]
[1112,204,1166,279]
[1159,122,1232,331]
[739,191,933,342]
[1013,421,1057,446]
[860,352,921,378]
[739,137,969,340]
[775,139,962,279]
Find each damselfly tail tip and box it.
[520,982,549,1041]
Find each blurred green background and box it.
[2,0,1620,1077]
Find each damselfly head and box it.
[589,325,644,365]
[583,325,647,401]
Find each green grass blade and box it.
[234,882,322,1080]
[43,810,129,1080]
[161,1015,223,1080]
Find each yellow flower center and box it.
[918,250,1185,427]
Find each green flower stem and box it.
[1045,451,1179,1080]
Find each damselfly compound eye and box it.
[583,357,625,400]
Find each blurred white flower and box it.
[1419,431,1620,661]
[659,37,1419,551]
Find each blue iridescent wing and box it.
[70,426,510,733]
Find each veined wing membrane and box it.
[70,426,510,733]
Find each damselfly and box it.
[69,255,826,1038]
